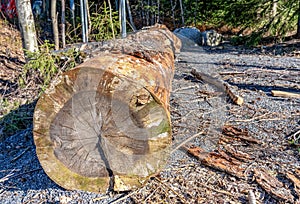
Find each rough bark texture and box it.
[297,0,300,38]
[33,24,181,193]
[16,0,38,52]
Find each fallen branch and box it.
[271,90,300,99]
[219,72,245,76]
[171,131,205,154]
[223,83,244,105]
[191,69,244,105]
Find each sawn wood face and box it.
[33,25,181,193]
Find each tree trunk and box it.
[51,0,59,50]
[179,0,185,26]
[126,0,137,31]
[297,0,300,38]
[272,0,277,17]
[80,0,88,42]
[120,0,126,38]
[108,0,115,39]
[157,0,160,23]
[61,0,66,48]
[170,0,176,28]
[16,0,38,53]
[33,24,181,193]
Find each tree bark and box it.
[272,0,277,17]
[108,0,115,39]
[33,24,181,193]
[51,0,59,50]
[170,0,176,28]
[297,0,300,38]
[61,0,66,48]
[15,0,38,53]
[126,0,137,31]
[120,0,126,38]
[179,0,185,26]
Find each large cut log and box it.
[33,24,181,193]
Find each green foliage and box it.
[289,139,300,153]
[19,41,81,91]
[20,41,58,89]
[130,0,299,46]
[90,1,120,41]
[230,31,263,47]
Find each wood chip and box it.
[254,168,293,201]
[185,146,245,179]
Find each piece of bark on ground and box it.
[223,145,254,162]
[185,145,245,178]
[222,125,261,144]
[286,172,300,197]
[254,168,294,201]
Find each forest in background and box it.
[1,0,300,51]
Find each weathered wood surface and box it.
[33,24,181,193]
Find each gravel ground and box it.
[1,36,300,203]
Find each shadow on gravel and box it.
[227,81,300,96]
[179,57,298,72]
[213,61,299,72]
[0,102,63,192]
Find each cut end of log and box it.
[33,25,179,193]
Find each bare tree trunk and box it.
[86,0,91,39]
[16,0,38,53]
[179,0,184,26]
[107,0,115,39]
[51,0,59,50]
[146,0,150,25]
[194,0,198,26]
[157,0,160,23]
[272,0,277,17]
[297,0,300,38]
[126,0,137,31]
[170,0,176,28]
[70,0,76,36]
[80,0,88,42]
[61,0,66,48]
[120,0,126,38]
